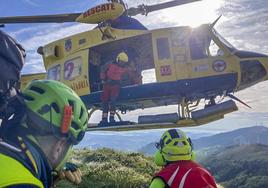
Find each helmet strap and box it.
[160,149,168,165]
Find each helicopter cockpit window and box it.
[189,32,208,60]
[156,38,171,60]
[47,65,61,81]
[64,57,82,80]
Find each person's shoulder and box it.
[0,153,43,188]
[177,161,213,178]
[190,162,211,174]
[185,162,217,188]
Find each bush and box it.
[56,148,160,188]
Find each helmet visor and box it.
[36,135,72,169]
[26,109,85,145]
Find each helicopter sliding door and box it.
[152,30,178,82]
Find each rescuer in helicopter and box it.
[100,51,133,125]
[0,80,88,188]
[121,51,143,86]
[150,129,217,188]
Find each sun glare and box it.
[160,0,224,27]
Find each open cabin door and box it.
[88,33,155,93]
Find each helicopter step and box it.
[86,100,238,131]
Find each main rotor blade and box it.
[128,0,201,16]
[147,0,201,13]
[0,13,81,24]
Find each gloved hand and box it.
[58,162,82,185]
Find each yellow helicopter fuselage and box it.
[21,24,268,115]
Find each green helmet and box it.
[154,129,194,165]
[22,80,88,145]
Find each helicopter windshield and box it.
[189,27,224,59]
[189,26,237,60]
[212,28,236,52]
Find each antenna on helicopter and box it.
[210,15,222,28]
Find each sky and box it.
[1,0,268,134]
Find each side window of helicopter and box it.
[47,64,61,81]
[64,57,82,80]
[156,38,171,60]
[189,35,208,60]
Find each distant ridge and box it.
[193,126,268,150]
[139,126,268,155]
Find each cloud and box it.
[16,23,92,74]
[18,23,91,51]
[22,0,41,7]
[217,0,268,53]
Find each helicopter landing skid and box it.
[87,116,209,131]
[98,121,135,127]
[86,100,238,132]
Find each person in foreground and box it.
[150,129,217,188]
[0,80,88,188]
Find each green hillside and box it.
[57,148,160,188]
[200,144,268,188]
[57,144,268,188]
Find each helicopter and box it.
[1,0,268,131]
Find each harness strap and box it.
[0,136,53,188]
[0,140,37,177]
[18,136,38,174]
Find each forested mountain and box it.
[200,144,268,188]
